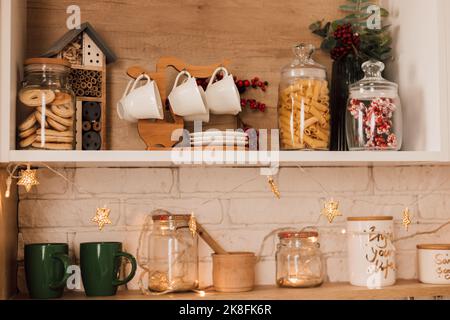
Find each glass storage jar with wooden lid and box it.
[144,210,199,293]
[276,229,324,288]
[17,58,76,150]
[278,43,330,150]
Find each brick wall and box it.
[16,167,450,292]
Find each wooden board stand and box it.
[127,57,230,150]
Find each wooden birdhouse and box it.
[42,22,117,151]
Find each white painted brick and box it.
[394,223,450,251]
[72,231,128,260]
[325,256,349,282]
[17,265,27,294]
[199,261,213,287]
[125,198,223,226]
[179,168,265,193]
[418,194,450,220]
[17,233,24,261]
[373,167,450,194]
[256,259,276,286]
[228,197,320,224]
[74,168,173,195]
[20,230,69,245]
[19,199,122,228]
[279,167,372,193]
[396,251,417,280]
[18,168,70,199]
[339,195,417,220]
[198,229,269,260]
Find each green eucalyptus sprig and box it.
[310,0,392,61]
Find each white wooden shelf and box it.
[5,150,447,168]
[1,0,450,168]
[13,280,450,300]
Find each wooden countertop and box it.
[14,280,450,300]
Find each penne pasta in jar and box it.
[278,44,330,150]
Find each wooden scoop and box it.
[196,222,229,255]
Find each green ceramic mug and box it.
[80,242,137,297]
[24,243,71,299]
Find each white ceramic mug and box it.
[206,67,241,115]
[183,86,210,123]
[168,71,208,117]
[347,216,396,288]
[117,74,164,123]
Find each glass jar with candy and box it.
[346,60,402,151]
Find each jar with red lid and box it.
[275,229,324,288]
[140,210,199,293]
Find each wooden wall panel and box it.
[0,171,18,299]
[27,0,342,150]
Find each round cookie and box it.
[36,135,73,143]
[19,126,37,139]
[18,113,37,131]
[47,118,68,132]
[19,134,37,148]
[34,111,49,128]
[51,103,75,118]
[19,89,55,107]
[32,142,73,150]
[37,129,74,137]
[52,92,72,105]
[37,107,73,127]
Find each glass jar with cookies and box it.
[278,44,330,150]
[17,58,76,150]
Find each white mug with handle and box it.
[206,67,242,115]
[183,86,210,123]
[168,71,208,117]
[117,74,164,123]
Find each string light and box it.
[267,176,281,199]
[92,206,112,231]
[402,207,412,231]
[5,176,12,198]
[189,212,197,238]
[17,164,39,193]
[321,199,342,224]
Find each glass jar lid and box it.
[281,43,327,80]
[151,209,191,221]
[349,60,398,98]
[278,231,319,240]
[24,58,71,74]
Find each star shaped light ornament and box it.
[267,176,281,199]
[92,206,112,231]
[321,199,342,224]
[402,207,412,231]
[17,164,39,193]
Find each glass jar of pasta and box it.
[278,44,330,150]
[17,58,76,150]
[346,60,402,151]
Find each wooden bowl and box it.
[212,252,256,293]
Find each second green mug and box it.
[80,242,137,297]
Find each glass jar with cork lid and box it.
[276,229,325,288]
[278,43,330,150]
[17,58,76,150]
[142,210,199,293]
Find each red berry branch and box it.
[235,76,269,113]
